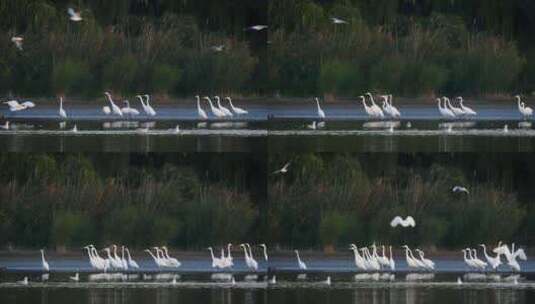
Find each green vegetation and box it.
[0,153,264,250]
[3,1,535,98]
[0,1,262,98]
[269,153,535,250]
[268,0,534,97]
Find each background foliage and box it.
[0,153,266,250]
[268,153,535,250]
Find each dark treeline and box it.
[0,0,266,98]
[268,153,535,251]
[268,0,535,97]
[0,153,267,250]
[4,1,535,99]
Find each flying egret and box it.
[244,25,268,31]
[452,186,469,194]
[67,8,82,21]
[331,17,348,24]
[11,36,23,50]
[272,162,290,174]
[390,216,416,228]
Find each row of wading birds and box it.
[25,241,526,279]
[3,93,534,123]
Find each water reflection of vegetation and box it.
[269,153,535,250]
[0,154,263,249]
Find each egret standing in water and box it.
[225,97,248,115]
[295,250,307,270]
[104,92,123,116]
[314,97,325,120]
[58,97,67,119]
[40,249,50,272]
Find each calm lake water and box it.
[1,256,534,303]
[2,103,535,152]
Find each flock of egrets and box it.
[10,238,527,286]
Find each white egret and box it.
[58,97,67,119]
[0,121,9,130]
[196,95,208,120]
[416,249,435,271]
[516,95,533,119]
[211,45,224,52]
[388,246,395,271]
[162,246,181,268]
[272,162,290,174]
[104,92,123,116]
[207,247,223,268]
[438,98,455,119]
[125,248,139,269]
[204,97,225,118]
[366,93,384,118]
[11,36,23,50]
[295,250,307,270]
[471,248,488,269]
[244,25,268,31]
[246,243,259,271]
[40,249,50,272]
[452,186,469,194]
[360,95,375,118]
[259,244,268,261]
[388,95,401,118]
[306,121,317,130]
[215,96,233,116]
[402,246,419,270]
[390,216,416,228]
[18,277,29,285]
[67,8,82,21]
[145,248,163,268]
[446,97,464,116]
[349,244,367,270]
[142,95,156,116]
[121,100,140,116]
[479,244,501,270]
[330,17,347,24]
[314,97,325,119]
[457,97,476,116]
[225,97,248,115]
[102,106,111,115]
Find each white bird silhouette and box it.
[452,186,469,194]
[67,8,82,22]
[244,25,268,31]
[11,36,23,50]
[272,162,291,174]
[390,216,416,228]
[331,17,348,24]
